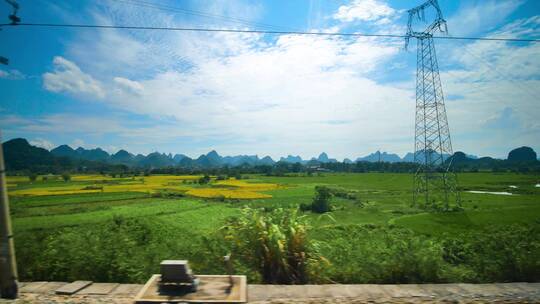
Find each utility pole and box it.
[0,132,18,299]
[406,0,460,211]
[0,0,20,299]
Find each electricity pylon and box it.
[406,0,460,211]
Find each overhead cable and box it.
[1,22,539,43]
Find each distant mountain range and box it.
[52,144,445,167]
[2,138,538,171]
[50,143,277,168]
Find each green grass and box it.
[14,198,214,231]
[11,192,149,217]
[8,172,540,283]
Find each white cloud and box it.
[447,0,524,36]
[43,114,124,135]
[26,1,539,159]
[95,33,407,157]
[113,77,144,95]
[43,56,105,98]
[29,138,55,150]
[71,139,85,149]
[0,68,25,80]
[32,2,414,158]
[333,0,395,23]
[67,25,147,77]
[482,107,520,129]
[438,16,540,157]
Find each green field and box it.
[7,172,540,284]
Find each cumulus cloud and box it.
[27,0,539,158]
[333,0,395,23]
[43,56,105,98]
[96,32,407,157]
[29,1,422,157]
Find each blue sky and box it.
[0,0,539,160]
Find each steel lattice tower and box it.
[406,0,460,211]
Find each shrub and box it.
[82,185,103,191]
[28,173,37,182]
[198,174,211,184]
[217,194,226,202]
[151,190,185,198]
[61,173,71,182]
[355,197,364,207]
[221,208,326,284]
[327,187,357,200]
[312,186,332,213]
[299,202,311,212]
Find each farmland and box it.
[6,172,540,284]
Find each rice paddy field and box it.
[6,172,540,284]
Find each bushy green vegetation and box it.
[61,173,71,182]
[8,172,540,284]
[218,208,324,284]
[198,174,211,184]
[314,223,539,283]
[311,186,332,213]
[18,216,162,283]
[28,173,37,182]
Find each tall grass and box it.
[313,223,540,283]
[314,224,448,283]
[16,212,539,284]
[221,207,325,284]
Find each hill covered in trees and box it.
[2,138,539,174]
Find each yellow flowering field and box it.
[70,174,115,181]
[186,188,272,199]
[10,184,103,196]
[71,174,200,182]
[214,179,282,191]
[6,176,30,183]
[12,189,103,196]
[7,175,278,199]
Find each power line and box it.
[107,0,293,32]
[1,22,539,42]
[0,22,406,38]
